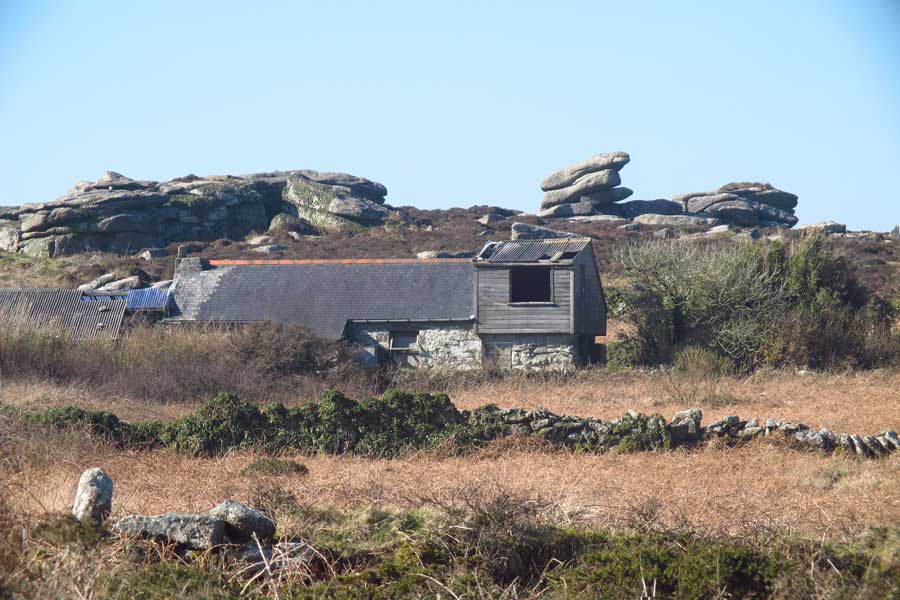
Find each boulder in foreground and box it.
[72,467,113,524]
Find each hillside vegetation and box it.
[2,218,900,598]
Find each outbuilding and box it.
[169,237,606,370]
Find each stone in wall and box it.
[483,334,579,372]
[416,326,482,370]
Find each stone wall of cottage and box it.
[481,334,580,371]
[347,323,481,370]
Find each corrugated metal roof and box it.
[125,288,172,311]
[477,238,592,263]
[0,289,127,341]
[169,262,474,339]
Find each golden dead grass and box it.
[4,369,899,434]
[8,436,900,541]
[450,369,900,434]
[5,369,899,543]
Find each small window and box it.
[390,331,419,351]
[509,267,552,303]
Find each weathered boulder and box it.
[97,275,140,291]
[537,201,603,219]
[77,273,117,292]
[668,409,702,444]
[541,170,622,209]
[716,182,799,210]
[115,513,227,549]
[654,228,677,239]
[633,214,719,226]
[283,174,389,231]
[268,213,319,235]
[209,500,276,543]
[328,196,391,222]
[618,199,683,219]
[578,187,634,205]
[567,215,629,224]
[416,250,476,259]
[540,152,630,191]
[510,222,580,240]
[137,248,167,260]
[251,245,288,254]
[796,221,846,234]
[246,235,276,246]
[478,213,506,226]
[672,182,798,227]
[72,468,113,524]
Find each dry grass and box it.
[8,441,900,541]
[449,369,900,434]
[5,368,899,434]
[4,368,900,545]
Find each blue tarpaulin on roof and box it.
[125,288,172,310]
[83,288,171,311]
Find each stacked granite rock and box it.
[535,154,799,228]
[667,182,799,227]
[537,152,633,218]
[0,169,392,257]
[601,182,799,227]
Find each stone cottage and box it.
[169,238,606,370]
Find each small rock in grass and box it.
[209,500,276,543]
[72,467,114,524]
[115,513,226,549]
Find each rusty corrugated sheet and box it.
[480,238,591,263]
[0,289,126,341]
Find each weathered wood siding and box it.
[573,246,606,336]
[476,266,572,334]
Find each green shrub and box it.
[615,236,900,371]
[30,514,107,549]
[673,346,734,378]
[240,458,309,477]
[100,562,245,600]
[28,405,160,448]
[605,339,641,370]
[158,393,269,456]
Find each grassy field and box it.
[2,223,899,597]
[2,370,899,598]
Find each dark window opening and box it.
[390,331,419,351]
[509,267,552,303]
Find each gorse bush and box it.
[24,390,671,458]
[614,236,899,372]
[240,458,309,477]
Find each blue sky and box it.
[1,1,899,230]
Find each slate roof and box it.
[0,289,127,341]
[169,262,475,339]
[476,238,592,263]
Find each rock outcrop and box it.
[611,182,799,227]
[0,169,392,257]
[510,222,582,240]
[538,152,633,218]
[537,154,799,228]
